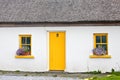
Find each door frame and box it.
[47,31,66,71]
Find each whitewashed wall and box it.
[0,26,120,73]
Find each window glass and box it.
[27,37,31,44]
[102,44,107,51]
[96,36,100,43]
[102,36,106,43]
[22,37,26,44]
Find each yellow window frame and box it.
[94,33,108,54]
[90,33,111,58]
[19,34,31,51]
[15,34,34,59]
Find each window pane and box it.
[27,37,31,44]
[102,44,107,51]
[22,45,27,49]
[27,45,31,51]
[96,44,101,48]
[102,36,106,43]
[96,36,100,43]
[22,45,31,51]
[22,37,26,44]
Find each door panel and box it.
[49,32,65,70]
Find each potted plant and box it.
[16,48,24,55]
[16,47,30,56]
[92,45,106,55]
[23,47,30,55]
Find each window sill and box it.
[89,55,111,58]
[15,55,34,58]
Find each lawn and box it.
[90,72,120,80]
[90,75,120,80]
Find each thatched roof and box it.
[0,0,120,22]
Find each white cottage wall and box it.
[0,26,120,72]
[0,27,48,72]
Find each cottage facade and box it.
[0,0,120,73]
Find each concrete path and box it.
[0,71,109,80]
[0,75,83,80]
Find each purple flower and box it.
[16,48,24,55]
[93,46,106,55]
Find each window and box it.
[19,35,31,55]
[15,34,34,58]
[90,33,111,58]
[94,33,108,54]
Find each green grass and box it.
[91,75,120,80]
[111,72,120,76]
[15,70,20,72]
[86,70,101,74]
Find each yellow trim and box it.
[93,33,108,54]
[19,34,31,36]
[90,55,111,58]
[15,55,34,58]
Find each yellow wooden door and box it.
[49,32,65,70]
